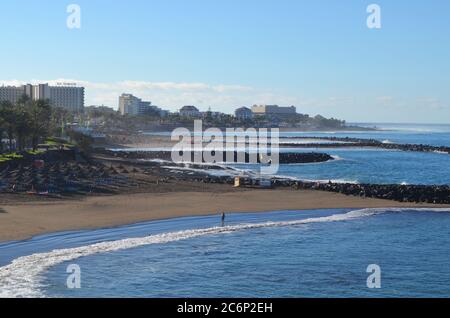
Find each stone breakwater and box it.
[101,150,449,204]
[166,172,450,204]
[278,136,450,154]
[102,150,334,164]
[291,181,450,204]
[137,162,450,204]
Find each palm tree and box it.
[0,101,17,152]
[13,106,32,151]
[0,110,5,153]
[27,99,52,150]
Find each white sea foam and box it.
[296,177,359,184]
[1,207,450,298]
[433,150,449,155]
[161,165,239,177]
[140,158,173,164]
[278,139,350,145]
[331,155,344,161]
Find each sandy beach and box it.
[1,188,447,242]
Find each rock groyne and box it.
[101,149,334,164]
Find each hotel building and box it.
[119,93,167,117]
[0,83,85,112]
[251,105,297,117]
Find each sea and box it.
[1,123,450,298]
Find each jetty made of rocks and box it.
[277,136,450,154]
[100,149,334,165]
[97,149,449,204]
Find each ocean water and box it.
[1,124,450,298]
[231,148,450,185]
[140,123,450,185]
[144,123,450,147]
[1,208,450,298]
[271,123,450,184]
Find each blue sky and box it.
[1,0,449,123]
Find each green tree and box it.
[50,106,71,137]
[13,106,32,151]
[0,107,5,153]
[0,101,17,152]
[27,99,52,150]
[67,130,93,153]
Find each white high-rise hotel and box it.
[0,83,85,112]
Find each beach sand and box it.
[1,188,447,242]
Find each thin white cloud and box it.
[0,78,360,117]
[2,79,447,122]
[0,79,256,112]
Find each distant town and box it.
[1,82,367,152]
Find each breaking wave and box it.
[1,207,450,298]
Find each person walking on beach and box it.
[221,212,226,226]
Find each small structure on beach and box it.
[234,176,272,188]
[259,179,272,188]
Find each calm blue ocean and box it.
[229,123,450,185]
[0,124,449,298]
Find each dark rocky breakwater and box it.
[100,149,334,164]
[278,136,450,154]
[142,164,450,204]
[94,149,449,204]
[292,181,450,204]
[172,172,450,204]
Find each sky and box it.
[0,0,449,123]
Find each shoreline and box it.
[1,188,448,243]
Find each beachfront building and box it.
[0,85,24,105]
[234,106,253,120]
[119,94,142,116]
[202,107,226,119]
[49,85,85,112]
[251,105,297,119]
[118,94,168,117]
[0,83,85,112]
[179,105,201,118]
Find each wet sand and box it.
[1,188,447,242]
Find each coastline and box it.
[1,188,448,243]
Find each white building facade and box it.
[251,105,297,119]
[49,86,85,112]
[0,86,24,105]
[0,83,85,112]
[119,94,142,115]
[118,93,166,117]
[179,105,201,118]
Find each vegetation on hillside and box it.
[0,97,71,153]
